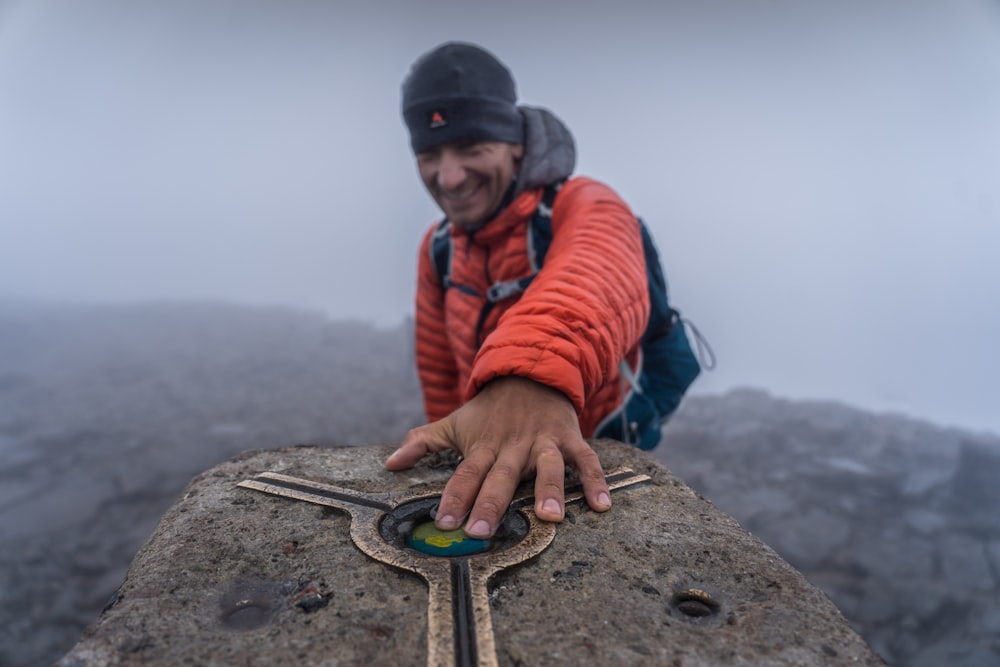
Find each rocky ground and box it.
[658,390,1000,666]
[1,301,998,666]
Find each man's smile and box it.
[440,181,483,203]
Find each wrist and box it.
[480,375,573,406]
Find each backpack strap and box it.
[429,182,563,295]
[429,219,479,298]
[428,182,564,347]
[474,183,563,344]
[429,218,453,290]
[526,182,561,271]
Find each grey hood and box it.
[513,106,576,196]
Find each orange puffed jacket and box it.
[413,107,650,436]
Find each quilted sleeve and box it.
[468,178,650,413]
[414,226,462,421]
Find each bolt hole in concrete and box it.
[670,588,722,621]
[380,497,529,558]
[219,599,274,631]
[217,579,281,631]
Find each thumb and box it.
[385,418,456,471]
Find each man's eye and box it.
[417,150,440,164]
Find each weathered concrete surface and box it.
[58,440,883,666]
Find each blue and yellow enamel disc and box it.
[405,521,491,557]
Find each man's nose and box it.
[436,151,467,192]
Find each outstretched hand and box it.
[385,376,612,538]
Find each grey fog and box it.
[1,0,999,434]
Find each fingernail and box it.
[598,492,612,508]
[437,515,458,530]
[542,498,562,517]
[467,520,491,538]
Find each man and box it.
[386,42,650,540]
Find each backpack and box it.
[430,182,713,450]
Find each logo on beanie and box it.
[428,110,447,129]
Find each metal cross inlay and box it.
[237,466,650,667]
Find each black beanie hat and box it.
[401,42,524,153]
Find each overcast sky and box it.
[1,0,999,435]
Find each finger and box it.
[532,443,566,522]
[464,451,524,538]
[565,440,612,513]
[385,420,454,471]
[434,445,497,532]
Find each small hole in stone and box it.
[670,588,721,620]
[677,599,714,617]
[220,599,273,631]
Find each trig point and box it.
[58,440,884,666]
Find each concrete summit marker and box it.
[58,441,885,666]
[237,467,649,667]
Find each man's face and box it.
[416,141,524,228]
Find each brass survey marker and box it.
[238,467,650,667]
